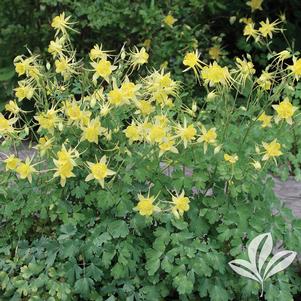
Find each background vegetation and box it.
[1,0,301,106]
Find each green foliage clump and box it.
[0,12,301,300]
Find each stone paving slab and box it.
[273,176,301,218]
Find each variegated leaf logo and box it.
[229,232,297,297]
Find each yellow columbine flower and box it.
[124,123,141,142]
[154,114,169,127]
[243,22,258,41]
[55,56,74,79]
[143,39,151,50]
[145,70,178,98]
[206,91,217,102]
[81,118,103,144]
[34,108,60,132]
[85,156,116,188]
[240,17,253,25]
[0,113,16,135]
[14,60,33,77]
[262,139,282,161]
[28,66,41,79]
[272,98,297,125]
[5,100,21,115]
[246,0,263,12]
[100,103,111,117]
[13,55,38,78]
[159,137,178,157]
[289,58,301,79]
[108,87,125,106]
[175,119,197,148]
[148,124,167,144]
[152,90,169,106]
[91,59,116,83]
[15,62,27,76]
[34,137,54,157]
[163,14,177,27]
[274,50,291,62]
[171,191,190,219]
[16,157,36,183]
[258,112,272,128]
[14,84,35,101]
[183,50,203,78]
[53,159,75,187]
[89,44,111,61]
[57,145,79,163]
[257,71,273,90]
[135,100,154,116]
[53,144,79,187]
[251,160,262,170]
[258,18,281,39]
[234,57,256,85]
[78,110,90,127]
[120,79,140,101]
[88,88,104,108]
[209,46,222,61]
[4,155,20,171]
[224,153,238,164]
[198,126,217,153]
[48,37,64,57]
[130,47,149,70]
[134,193,159,216]
[64,101,82,123]
[201,62,230,86]
[51,12,73,35]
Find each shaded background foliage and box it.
[1,0,301,107]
